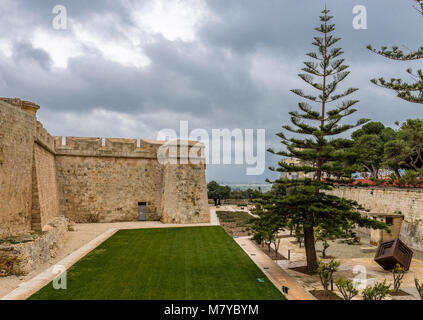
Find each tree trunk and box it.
[322,241,328,258]
[304,227,318,273]
[273,239,281,259]
[372,167,379,179]
[316,160,323,181]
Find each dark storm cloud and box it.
[0,0,421,182]
[13,0,134,27]
[0,37,261,120]
[201,0,421,57]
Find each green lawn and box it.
[29,226,285,300]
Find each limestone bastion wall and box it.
[54,138,166,223]
[54,137,209,224]
[0,98,210,239]
[0,99,61,238]
[0,100,36,238]
[327,186,423,251]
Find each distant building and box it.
[280,157,332,180]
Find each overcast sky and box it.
[0,0,422,183]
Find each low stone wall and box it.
[327,186,423,251]
[221,199,250,206]
[0,217,69,276]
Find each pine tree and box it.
[265,8,387,273]
[367,0,423,104]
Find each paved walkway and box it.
[209,207,220,225]
[275,233,423,300]
[234,236,314,300]
[212,205,259,218]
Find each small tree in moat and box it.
[314,226,335,259]
[415,278,423,299]
[362,280,391,300]
[317,258,340,296]
[392,263,407,294]
[249,213,286,258]
[335,278,359,300]
[367,0,423,105]
[266,8,388,273]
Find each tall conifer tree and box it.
[367,0,423,104]
[265,8,387,273]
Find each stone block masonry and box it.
[327,186,423,251]
[0,217,68,276]
[0,98,210,240]
[0,100,36,238]
[56,156,164,223]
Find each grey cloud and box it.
[12,42,52,70]
[0,0,421,182]
[201,0,421,57]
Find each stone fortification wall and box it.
[54,137,209,223]
[0,97,210,276]
[0,98,210,239]
[32,142,61,231]
[328,186,423,251]
[161,163,210,224]
[0,100,36,238]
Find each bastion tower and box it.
[0,98,210,239]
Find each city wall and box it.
[328,186,423,251]
[0,98,210,239]
[0,99,35,238]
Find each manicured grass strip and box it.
[29,226,285,300]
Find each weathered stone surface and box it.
[161,163,210,224]
[327,186,423,251]
[0,100,35,238]
[0,98,210,239]
[56,155,164,223]
[32,143,61,231]
[0,217,68,276]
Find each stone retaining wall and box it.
[0,217,69,276]
[0,100,36,238]
[327,186,423,251]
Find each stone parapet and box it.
[0,98,40,115]
[54,137,205,161]
[35,121,56,154]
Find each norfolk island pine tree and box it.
[367,0,423,105]
[264,7,388,273]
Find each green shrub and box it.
[415,279,423,300]
[392,263,407,293]
[335,278,359,300]
[317,258,340,295]
[362,280,391,300]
